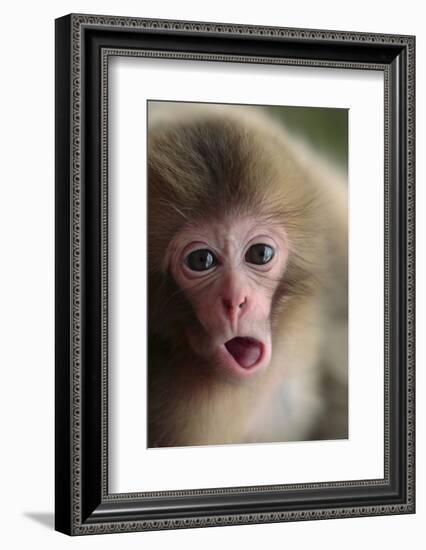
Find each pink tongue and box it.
[225,337,262,368]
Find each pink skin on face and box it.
[167,216,288,379]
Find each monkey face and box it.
[167,215,288,379]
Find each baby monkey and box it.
[147,102,348,447]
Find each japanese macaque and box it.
[147,102,348,447]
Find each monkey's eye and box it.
[185,249,218,271]
[245,243,275,265]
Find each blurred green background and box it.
[261,105,348,172]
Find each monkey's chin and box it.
[218,337,269,379]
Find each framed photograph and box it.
[55,14,415,535]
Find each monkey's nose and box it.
[222,297,247,312]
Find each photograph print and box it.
[147,100,348,448]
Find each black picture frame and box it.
[55,13,415,536]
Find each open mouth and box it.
[224,337,263,369]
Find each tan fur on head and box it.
[148,104,323,329]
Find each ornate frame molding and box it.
[55,14,415,535]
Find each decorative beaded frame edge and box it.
[55,13,415,536]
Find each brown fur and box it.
[147,103,348,447]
